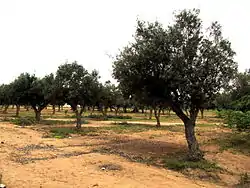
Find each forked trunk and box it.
[52,105,56,115]
[184,119,204,161]
[16,105,20,117]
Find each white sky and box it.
[0,0,249,84]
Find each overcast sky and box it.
[0,0,249,84]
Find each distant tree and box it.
[113,9,237,160]
[10,73,36,117]
[28,74,55,121]
[55,62,100,128]
[0,84,13,113]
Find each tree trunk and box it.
[115,107,119,116]
[123,107,127,113]
[149,109,153,120]
[110,107,113,112]
[3,105,9,114]
[90,106,95,115]
[25,106,30,111]
[168,109,171,116]
[75,110,82,129]
[141,108,144,113]
[132,106,139,113]
[16,105,20,117]
[170,102,204,161]
[154,108,161,127]
[200,108,204,119]
[61,105,64,110]
[184,119,204,161]
[52,105,56,115]
[35,111,41,122]
[12,104,15,109]
[58,105,61,112]
[162,109,165,115]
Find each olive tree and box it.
[55,62,100,128]
[113,9,237,160]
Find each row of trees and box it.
[0,9,244,161]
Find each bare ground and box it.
[0,121,249,188]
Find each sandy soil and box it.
[0,121,249,188]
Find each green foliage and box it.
[163,157,220,171]
[11,117,36,126]
[215,132,250,155]
[221,110,250,130]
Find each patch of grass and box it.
[163,157,220,172]
[236,173,250,188]
[11,116,36,126]
[40,119,88,125]
[215,132,250,155]
[49,127,98,138]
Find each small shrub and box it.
[11,117,36,126]
[225,111,250,131]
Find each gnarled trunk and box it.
[184,119,204,161]
[170,102,204,161]
[16,105,20,117]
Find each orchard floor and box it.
[0,120,250,188]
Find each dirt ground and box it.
[0,120,250,188]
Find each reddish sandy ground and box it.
[0,120,250,188]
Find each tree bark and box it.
[90,106,95,115]
[12,104,15,109]
[141,108,144,113]
[149,109,153,120]
[200,108,204,119]
[35,111,41,122]
[52,105,56,115]
[25,105,30,111]
[16,105,20,117]
[3,105,9,114]
[184,119,204,161]
[57,105,61,112]
[154,108,161,127]
[123,107,127,113]
[75,110,82,129]
[115,107,119,116]
[170,102,204,161]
